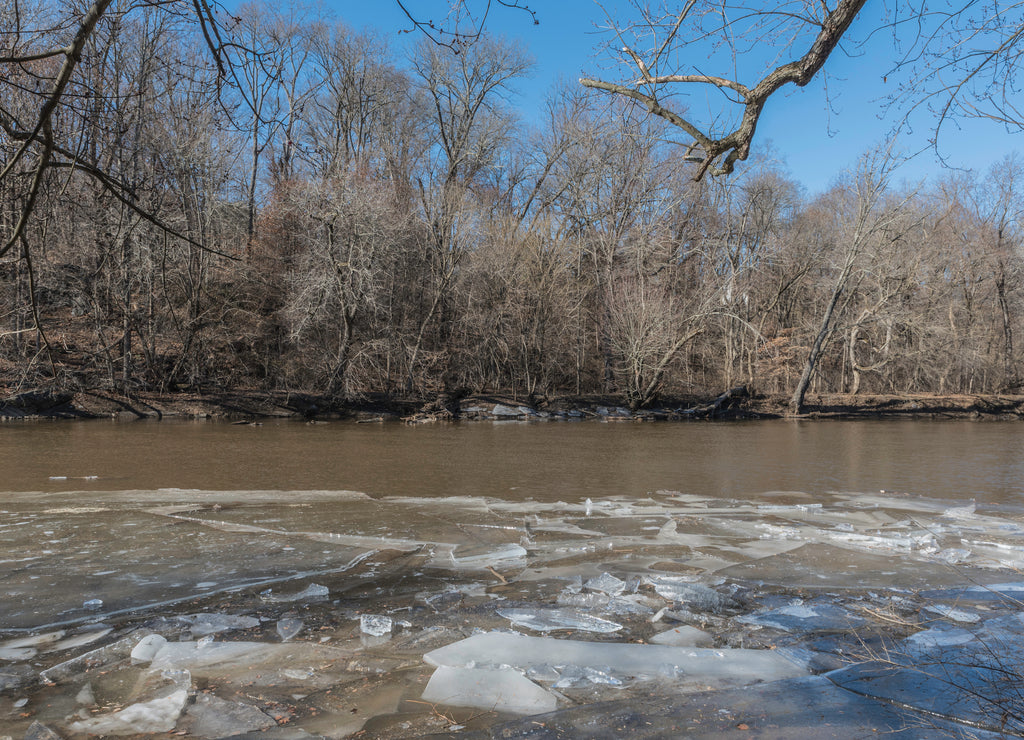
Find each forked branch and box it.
[580,0,868,179]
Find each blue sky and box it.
[329,1,1021,195]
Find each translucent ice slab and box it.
[424,631,808,689]
[422,666,558,715]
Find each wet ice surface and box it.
[3,489,1024,738]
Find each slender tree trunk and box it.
[790,251,856,414]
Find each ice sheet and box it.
[6,486,1024,738]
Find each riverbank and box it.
[4,387,1024,422]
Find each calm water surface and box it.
[2,418,1023,503]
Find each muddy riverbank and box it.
[4,387,1024,422]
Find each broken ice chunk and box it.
[943,502,976,519]
[424,590,464,613]
[276,618,304,642]
[149,641,261,672]
[0,647,36,661]
[83,598,103,610]
[0,630,64,654]
[260,583,329,603]
[360,614,393,637]
[449,543,527,569]
[657,519,678,539]
[526,664,561,682]
[551,665,623,688]
[922,604,980,624]
[650,626,715,647]
[561,575,584,594]
[556,592,609,609]
[645,577,732,612]
[47,627,113,653]
[421,666,557,715]
[737,602,865,633]
[904,624,975,650]
[426,632,808,691]
[497,608,622,633]
[179,692,276,736]
[41,632,152,685]
[585,572,626,596]
[130,634,168,664]
[67,688,189,735]
[76,682,96,705]
[186,613,260,636]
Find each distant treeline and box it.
[1,3,1021,409]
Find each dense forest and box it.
[1,1,1022,412]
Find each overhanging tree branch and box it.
[581,0,868,179]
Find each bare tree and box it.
[405,33,531,392]
[281,172,410,398]
[790,147,919,413]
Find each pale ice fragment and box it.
[425,632,808,690]
[737,603,865,633]
[905,625,975,649]
[585,572,626,596]
[277,618,304,642]
[360,614,393,637]
[557,592,609,610]
[130,634,168,664]
[449,543,527,568]
[41,632,151,684]
[47,627,113,653]
[491,403,525,417]
[186,612,260,636]
[0,647,36,661]
[582,666,622,685]
[149,641,264,671]
[605,595,656,615]
[0,630,64,651]
[180,692,276,736]
[76,682,95,705]
[943,502,977,519]
[585,498,593,516]
[422,666,557,715]
[934,547,972,564]
[646,577,732,612]
[922,604,980,624]
[650,626,715,647]
[83,598,103,610]
[261,583,329,603]
[561,575,584,594]
[67,688,188,735]
[497,608,622,633]
[424,590,464,612]
[526,664,561,682]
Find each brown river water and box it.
[3,419,1024,739]
[3,418,1023,502]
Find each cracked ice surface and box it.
[4,486,1024,738]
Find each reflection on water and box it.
[2,418,1024,503]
